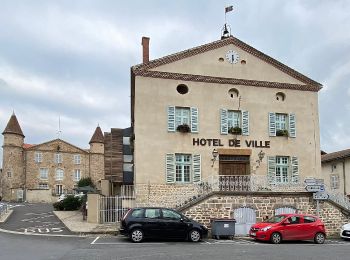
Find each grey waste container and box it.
[211,219,236,239]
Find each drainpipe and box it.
[343,159,346,196]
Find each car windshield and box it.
[264,215,286,223]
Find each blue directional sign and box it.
[305,184,325,192]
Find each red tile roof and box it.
[23,144,34,149]
[132,36,322,91]
[321,149,350,163]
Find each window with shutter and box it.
[190,107,199,133]
[242,110,249,136]
[167,106,175,132]
[193,154,201,183]
[291,157,299,183]
[268,156,276,184]
[269,112,276,136]
[220,109,228,134]
[289,114,296,138]
[166,154,175,183]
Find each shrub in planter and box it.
[62,195,83,211]
[53,201,64,211]
[176,124,191,133]
[228,126,242,135]
[276,129,289,137]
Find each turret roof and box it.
[2,113,24,137]
[89,126,104,144]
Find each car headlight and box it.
[261,226,272,232]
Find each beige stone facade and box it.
[1,114,105,202]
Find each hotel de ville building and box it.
[130,29,350,236]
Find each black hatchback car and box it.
[119,207,208,243]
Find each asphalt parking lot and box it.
[0,203,73,236]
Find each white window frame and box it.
[35,152,43,163]
[227,110,241,129]
[275,113,288,131]
[330,174,339,189]
[73,154,81,165]
[74,169,81,181]
[275,156,289,184]
[39,168,49,180]
[38,183,49,189]
[175,107,190,128]
[7,171,12,178]
[175,154,192,183]
[55,153,62,164]
[56,168,64,181]
[56,184,63,195]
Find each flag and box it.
[225,5,233,13]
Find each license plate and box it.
[251,232,256,236]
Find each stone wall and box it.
[26,189,56,203]
[182,193,350,236]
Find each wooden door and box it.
[220,163,247,175]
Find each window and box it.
[227,111,241,129]
[38,183,48,189]
[275,156,289,183]
[175,154,191,183]
[73,155,81,165]
[162,209,182,220]
[56,169,64,181]
[123,137,130,145]
[74,169,81,181]
[131,209,144,218]
[275,113,287,131]
[7,171,12,178]
[304,216,316,223]
[175,107,190,128]
[269,112,296,137]
[55,153,62,164]
[268,156,299,184]
[330,174,339,189]
[56,184,63,195]
[144,208,161,219]
[286,216,300,224]
[40,168,48,180]
[35,152,43,163]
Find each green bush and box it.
[77,177,95,188]
[53,196,82,211]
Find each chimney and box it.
[142,36,150,63]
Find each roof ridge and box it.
[132,36,322,88]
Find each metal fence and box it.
[98,185,136,224]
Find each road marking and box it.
[0,227,83,237]
[91,236,100,244]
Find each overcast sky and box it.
[1,0,350,166]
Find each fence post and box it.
[87,193,100,224]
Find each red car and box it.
[249,214,326,244]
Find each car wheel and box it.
[189,229,201,242]
[130,229,144,243]
[314,232,325,244]
[270,232,282,244]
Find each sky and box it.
[1,0,350,167]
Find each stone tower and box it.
[89,126,105,186]
[1,113,25,201]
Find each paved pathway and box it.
[0,203,74,236]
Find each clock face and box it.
[225,50,239,64]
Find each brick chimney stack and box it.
[142,36,150,63]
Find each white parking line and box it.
[91,236,100,244]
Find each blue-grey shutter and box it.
[220,109,228,135]
[289,113,296,138]
[268,156,276,184]
[192,154,201,183]
[269,112,276,136]
[166,154,175,183]
[190,107,199,133]
[167,106,175,132]
[291,157,299,183]
[242,110,249,136]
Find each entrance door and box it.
[234,207,256,235]
[220,163,247,175]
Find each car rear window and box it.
[131,209,144,218]
[304,216,316,223]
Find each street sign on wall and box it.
[305,184,325,192]
[304,178,324,185]
[313,192,329,200]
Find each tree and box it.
[77,177,95,188]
